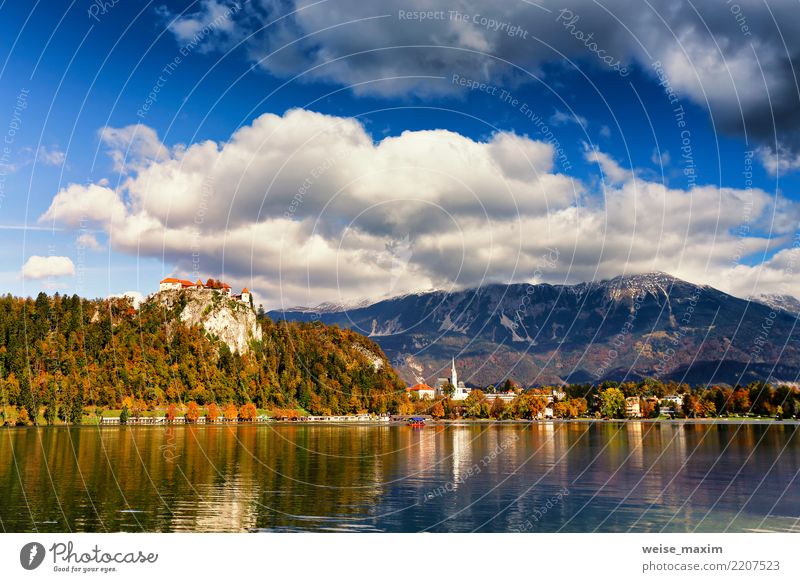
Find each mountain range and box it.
[269,272,800,387]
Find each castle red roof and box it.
[160,277,194,287]
[241,287,249,293]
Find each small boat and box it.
[406,417,426,427]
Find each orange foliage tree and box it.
[431,401,445,419]
[166,403,178,422]
[206,403,220,422]
[223,403,238,421]
[239,402,257,421]
[270,408,299,420]
[185,401,200,423]
[16,406,31,426]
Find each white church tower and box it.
[435,357,470,400]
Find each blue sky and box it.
[1,1,799,307]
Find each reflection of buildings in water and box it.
[451,428,472,488]
[412,425,440,475]
[644,423,687,507]
[537,422,556,466]
[192,477,260,532]
[626,421,645,470]
[671,423,687,464]
[550,422,571,480]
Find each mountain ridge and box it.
[269,272,800,387]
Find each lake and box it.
[1,422,798,532]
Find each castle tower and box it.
[240,288,250,304]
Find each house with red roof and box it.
[406,383,435,400]
[159,277,195,291]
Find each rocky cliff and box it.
[156,288,262,354]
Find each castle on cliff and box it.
[159,277,251,304]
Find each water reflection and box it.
[0,422,797,532]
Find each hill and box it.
[269,273,800,387]
[0,290,405,423]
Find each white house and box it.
[407,383,436,400]
[625,397,642,418]
[660,394,684,407]
[159,277,194,291]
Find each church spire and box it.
[451,357,458,388]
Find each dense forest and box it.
[0,292,406,424]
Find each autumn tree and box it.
[464,390,488,418]
[185,401,201,423]
[511,392,547,420]
[16,406,30,426]
[206,403,220,422]
[490,397,506,419]
[239,402,257,421]
[431,400,445,419]
[599,388,626,419]
[224,403,238,421]
[397,394,414,415]
[166,403,178,422]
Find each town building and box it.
[625,396,642,418]
[406,383,436,400]
[485,391,517,403]
[659,394,684,415]
[660,394,684,407]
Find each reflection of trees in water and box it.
[0,423,798,532]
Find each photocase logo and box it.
[20,542,46,570]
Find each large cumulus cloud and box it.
[38,109,800,307]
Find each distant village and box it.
[404,357,689,420]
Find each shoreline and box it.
[3,417,797,429]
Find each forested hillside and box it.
[0,292,406,424]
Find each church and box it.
[434,358,471,400]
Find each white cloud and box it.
[550,109,588,129]
[40,182,127,228]
[21,256,75,279]
[651,148,671,167]
[98,124,169,173]
[756,145,800,175]
[160,0,240,52]
[40,110,800,307]
[76,232,102,250]
[37,145,65,166]
[584,147,633,184]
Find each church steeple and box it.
[451,357,458,388]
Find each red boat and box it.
[407,417,426,427]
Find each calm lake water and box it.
[1,422,798,533]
